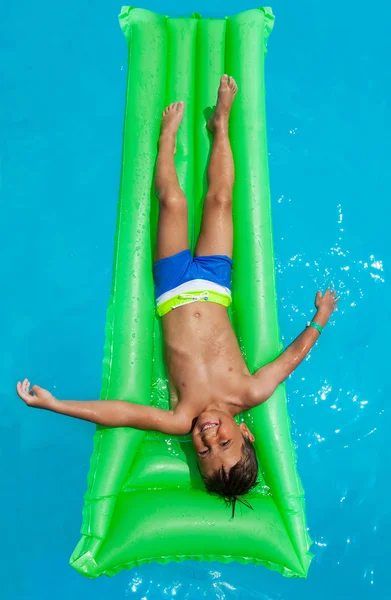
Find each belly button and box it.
[194,312,200,318]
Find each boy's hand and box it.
[16,379,56,409]
[315,288,339,320]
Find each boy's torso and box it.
[162,301,251,418]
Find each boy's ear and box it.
[239,422,255,442]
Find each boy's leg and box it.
[155,101,189,261]
[195,75,238,258]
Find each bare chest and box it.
[162,302,249,409]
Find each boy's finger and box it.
[16,385,25,399]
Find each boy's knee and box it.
[207,189,232,209]
[157,189,187,212]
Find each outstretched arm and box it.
[247,289,339,407]
[16,380,189,435]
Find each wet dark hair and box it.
[200,436,259,519]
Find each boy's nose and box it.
[203,431,219,444]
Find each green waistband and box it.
[157,290,232,317]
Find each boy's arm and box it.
[247,289,339,408]
[16,380,189,435]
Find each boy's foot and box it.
[160,101,185,152]
[208,75,238,132]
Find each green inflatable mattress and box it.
[70,6,313,578]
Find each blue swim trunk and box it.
[153,249,233,316]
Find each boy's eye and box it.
[220,441,230,447]
[199,450,209,456]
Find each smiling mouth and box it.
[199,421,219,433]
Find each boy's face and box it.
[191,410,255,477]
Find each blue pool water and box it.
[2,1,389,598]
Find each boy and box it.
[17,75,338,510]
